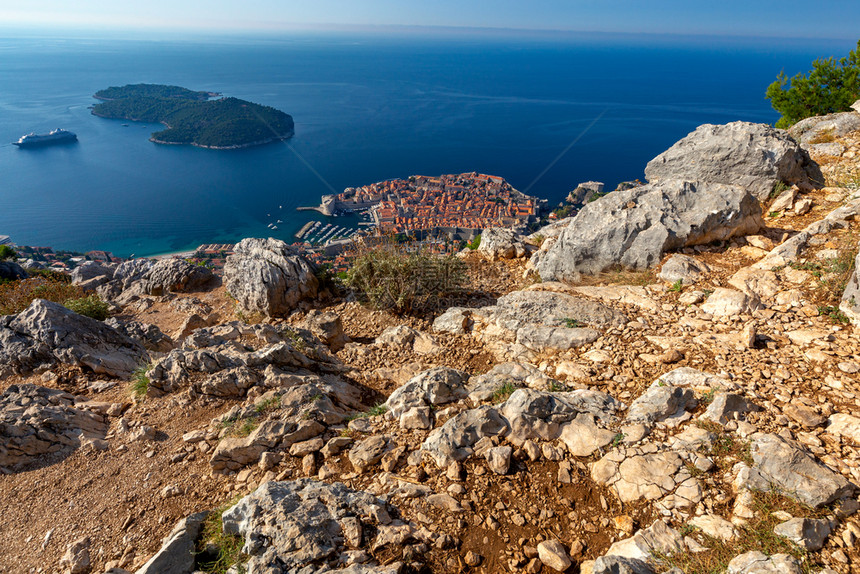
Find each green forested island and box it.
[91,84,294,149]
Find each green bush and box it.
[766,40,860,128]
[64,295,110,320]
[0,245,17,261]
[466,234,481,250]
[345,240,467,314]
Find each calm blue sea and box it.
[0,30,853,257]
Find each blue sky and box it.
[2,0,858,38]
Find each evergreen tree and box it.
[766,40,860,128]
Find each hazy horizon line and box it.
[0,21,855,44]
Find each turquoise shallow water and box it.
[0,31,851,257]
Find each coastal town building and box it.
[323,173,543,239]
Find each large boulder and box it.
[745,433,854,508]
[531,181,762,281]
[385,367,469,419]
[0,384,108,470]
[839,243,860,325]
[134,511,208,574]
[132,258,215,296]
[70,261,114,285]
[105,318,174,353]
[97,258,215,303]
[477,227,528,260]
[422,406,509,467]
[222,479,397,573]
[789,111,860,146]
[0,260,27,281]
[645,121,819,200]
[0,299,147,378]
[223,238,318,317]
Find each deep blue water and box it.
[0,31,853,257]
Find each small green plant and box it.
[253,395,281,415]
[586,190,607,203]
[548,381,563,392]
[492,382,517,404]
[669,279,683,293]
[64,294,110,320]
[346,402,388,421]
[281,328,308,351]
[769,181,790,199]
[818,305,851,324]
[196,499,247,574]
[532,234,546,247]
[466,234,481,250]
[701,388,716,404]
[696,419,753,468]
[368,403,387,416]
[561,317,584,328]
[552,204,574,218]
[235,419,258,438]
[130,364,151,399]
[610,432,625,448]
[767,210,781,218]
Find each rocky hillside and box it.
[3,107,860,574]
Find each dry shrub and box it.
[0,276,83,315]
[344,237,467,314]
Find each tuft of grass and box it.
[695,420,753,469]
[701,388,717,404]
[368,403,388,417]
[610,432,625,448]
[769,180,790,199]
[196,499,247,574]
[807,128,837,145]
[548,381,564,392]
[234,309,265,325]
[253,395,281,415]
[346,402,388,421]
[235,420,258,437]
[492,382,517,404]
[64,294,110,320]
[669,279,683,293]
[561,317,584,328]
[130,364,151,399]
[654,489,822,574]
